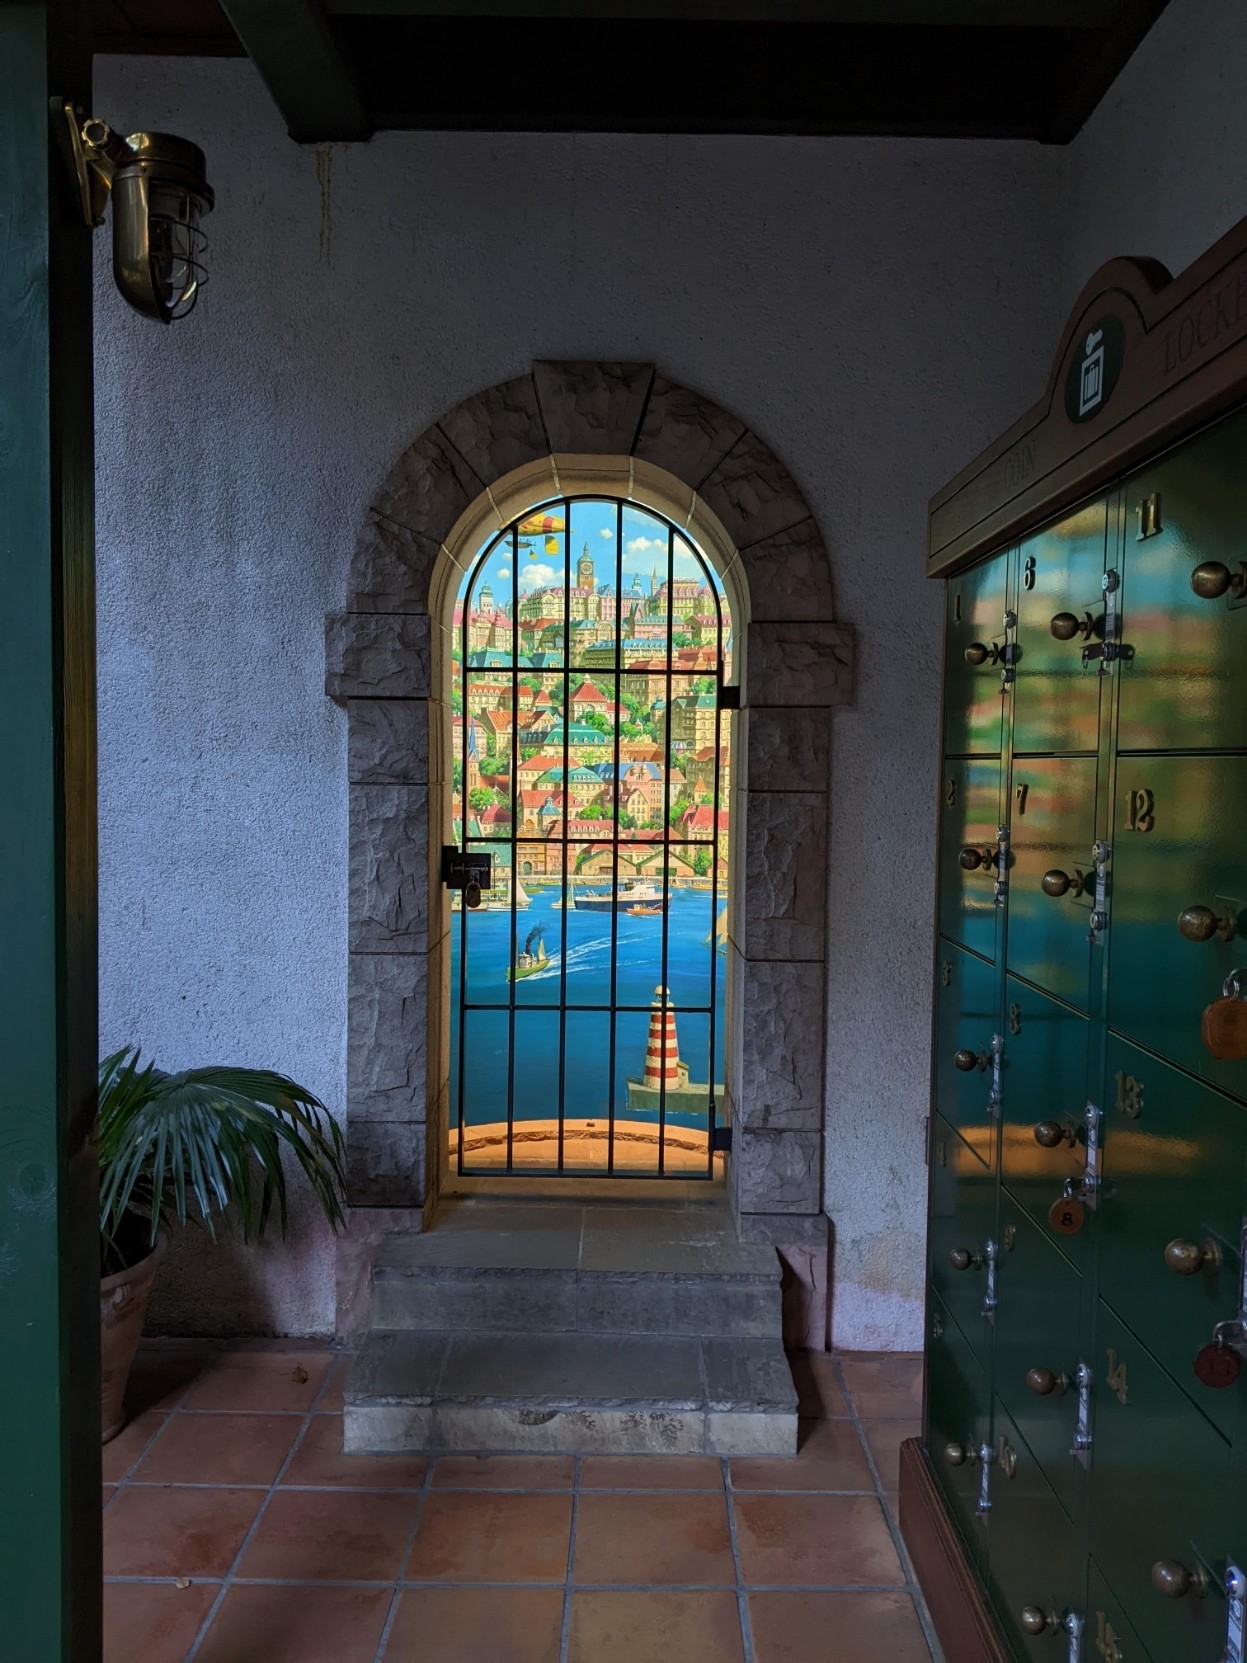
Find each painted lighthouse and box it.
[625,985,711,1113]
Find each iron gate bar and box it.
[451,494,729,1179]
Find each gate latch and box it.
[442,847,492,909]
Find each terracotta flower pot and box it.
[100,1231,166,1443]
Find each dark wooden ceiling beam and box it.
[328,0,1121,21]
[218,0,372,140]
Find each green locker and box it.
[944,550,1011,757]
[915,243,1247,1663]
[1013,500,1109,759]
[1107,753,1247,1098]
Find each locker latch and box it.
[1081,1103,1102,1206]
[1222,1563,1245,1663]
[987,1033,1004,1119]
[980,1238,999,1319]
[975,1441,995,1516]
[994,825,1010,904]
[1081,569,1131,670]
[1071,1361,1094,1463]
[1088,841,1110,943]
[1063,1611,1084,1663]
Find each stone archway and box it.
[326,362,854,1305]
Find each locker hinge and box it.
[1071,1361,1094,1463]
[1088,841,1110,944]
[1223,1564,1245,1663]
[980,1239,999,1320]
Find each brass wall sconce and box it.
[62,103,214,324]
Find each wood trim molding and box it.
[928,210,1247,577]
[899,1437,1011,1663]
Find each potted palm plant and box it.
[98,1046,347,1441]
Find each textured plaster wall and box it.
[1062,0,1247,304]
[95,54,1064,1343]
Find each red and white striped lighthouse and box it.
[643,985,682,1090]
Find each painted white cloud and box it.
[599,527,614,540]
[496,566,510,579]
[626,535,665,556]
[518,563,556,590]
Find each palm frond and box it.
[99,1048,348,1253]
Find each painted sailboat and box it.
[703,907,728,952]
[506,924,551,981]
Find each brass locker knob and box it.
[1163,1237,1222,1275]
[1177,904,1235,943]
[1151,1560,1208,1599]
[1020,1606,1055,1635]
[959,845,995,872]
[953,1048,983,1073]
[1033,1120,1072,1150]
[1025,1367,1069,1397]
[964,641,990,665]
[947,1247,982,1272]
[943,1441,967,1466]
[1041,868,1085,898]
[1049,610,1096,642]
[1190,560,1247,600]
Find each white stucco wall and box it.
[94,54,1068,1342]
[1062,0,1247,305]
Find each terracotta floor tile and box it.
[838,1354,923,1420]
[133,1410,300,1486]
[788,1352,850,1418]
[237,1488,419,1581]
[405,1492,572,1583]
[431,1453,574,1490]
[183,1350,332,1411]
[732,1494,904,1588]
[282,1415,428,1489]
[749,1590,933,1662]
[861,1420,920,1494]
[569,1590,744,1663]
[580,1454,726,1490]
[101,1407,168,1483]
[104,1485,263,1577]
[197,1583,392,1663]
[384,1586,564,1662]
[730,1418,873,1493]
[318,1353,353,1413]
[103,1579,220,1663]
[126,1346,216,1416]
[574,1492,735,1586]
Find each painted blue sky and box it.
[463,499,727,609]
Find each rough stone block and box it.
[741,517,835,622]
[348,699,430,786]
[738,791,827,962]
[335,1206,428,1343]
[436,375,549,482]
[733,956,825,1130]
[344,1403,434,1453]
[348,512,438,614]
[348,950,429,1122]
[346,1118,426,1207]
[701,1338,799,1411]
[434,1404,705,1455]
[326,612,431,702]
[371,426,482,548]
[736,1127,822,1215]
[705,1409,797,1457]
[372,1267,578,1334]
[746,621,854,708]
[532,360,654,454]
[736,1212,830,1249]
[746,708,830,794]
[348,1330,449,1402]
[632,374,746,489]
[698,429,812,551]
[349,785,430,952]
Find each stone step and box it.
[370,1204,782,1338]
[343,1329,798,1458]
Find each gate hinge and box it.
[711,1124,733,1153]
[717,684,741,711]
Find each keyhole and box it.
[465,880,482,910]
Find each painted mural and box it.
[449,498,733,1176]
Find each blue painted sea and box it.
[450,885,727,1131]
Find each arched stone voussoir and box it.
[532,360,655,455]
[698,426,815,554]
[633,373,748,492]
[349,511,440,615]
[370,427,482,560]
[435,375,549,488]
[737,517,835,623]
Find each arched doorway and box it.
[447,494,735,1179]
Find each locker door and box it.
[1013,498,1109,758]
[938,759,1005,962]
[1007,755,1100,1011]
[945,550,1011,758]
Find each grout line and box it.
[558,1454,582,1663]
[830,1355,943,1663]
[104,1571,919,1594]
[182,1360,338,1662]
[372,1449,436,1663]
[721,1456,756,1663]
[103,1364,220,1510]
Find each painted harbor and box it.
[450,883,728,1158]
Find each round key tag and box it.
[1194,1341,1242,1390]
[1049,1195,1085,1235]
[1201,997,1247,1061]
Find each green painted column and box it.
[0,4,100,1657]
